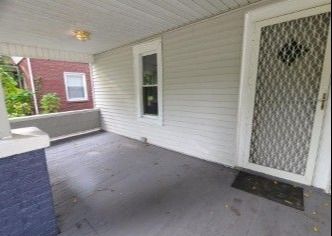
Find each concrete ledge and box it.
[0,127,50,159]
[50,128,101,142]
[9,109,101,139]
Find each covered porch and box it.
[0,0,331,235]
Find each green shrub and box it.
[6,90,33,117]
[40,93,61,113]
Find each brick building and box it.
[17,58,93,112]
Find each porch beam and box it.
[0,42,93,63]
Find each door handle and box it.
[319,93,328,110]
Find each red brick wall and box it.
[18,58,93,112]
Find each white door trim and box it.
[236,0,331,185]
[313,86,331,193]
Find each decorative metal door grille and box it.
[249,12,331,175]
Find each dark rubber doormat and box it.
[232,171,304,211]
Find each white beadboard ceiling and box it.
[0,0,262,56]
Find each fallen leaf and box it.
[312,211,317,215]
[304,193,310,198]
[284,200,293,205]
[97,188,109,192]
[313,226,320,233]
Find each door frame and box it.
[236,0,331,185]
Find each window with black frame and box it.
[142,53,158,116]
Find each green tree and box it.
[0,66,33,117]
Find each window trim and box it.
[133,38,163,125]
[63,72,89,102]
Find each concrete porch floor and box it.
[46,132,331,236]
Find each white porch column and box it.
[0,82,11,139]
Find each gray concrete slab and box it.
[45,132,331,236]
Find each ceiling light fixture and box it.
[73,30,91,41]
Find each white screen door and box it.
[239,5,331,185]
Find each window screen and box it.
[65,73,87,101]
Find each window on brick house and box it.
[64,72,88,101]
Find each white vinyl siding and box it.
[92,8,256,166]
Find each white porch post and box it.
[27,58,39,114]
[0,82,11,138]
